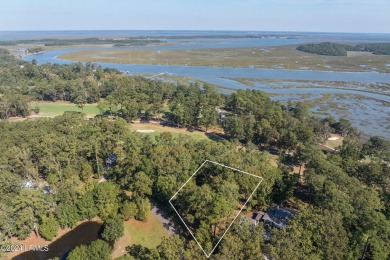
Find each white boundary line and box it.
[169,159,264,258]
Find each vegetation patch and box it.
[170,160,263,256]
[58,45,390,72]
[131,123,209,141]
[113,211,170,258]
[30,101,100,117]
[296,42,356,56]
[325,135,344,149]
[297,42,390,56]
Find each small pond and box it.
[13,222,102,260]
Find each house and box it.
[217,108,229,123]
[24,180,36,189]
[254,210,266,225]
[253,204,297,229]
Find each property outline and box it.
[169,159,264,258]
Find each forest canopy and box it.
[297,42,390,56]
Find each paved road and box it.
[151,206,177,235]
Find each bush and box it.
[67,239,112,260]
[101,217,124,242]
[31,106,40,114]
[135,199,151,222]
[39,215,59,241]
[122,201,138,221]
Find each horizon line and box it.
[0,29,390,35]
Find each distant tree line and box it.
[297,42,390,56]
[26,47,44,54]
[355,43,390,55]
[296,42,356,56]
[0,38,161,47]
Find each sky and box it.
[0,0,389,33]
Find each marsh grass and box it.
[59,45,390,73]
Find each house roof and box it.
[255,211,265,221]
[263,205,297,228]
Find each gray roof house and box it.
[254,204,297,229]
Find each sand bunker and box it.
[136,130,155,133]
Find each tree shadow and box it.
[150,199,187,237]
[205,132,228,142]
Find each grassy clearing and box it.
[131,122,209,141]
[325,134,344,149]
[267,153,279,168]
[112,211,169,258]
[31,101,100,117]
[59,45,390,73]
[27,102,215,141]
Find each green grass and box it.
[325,136,344,149]
[267,153,279,168]
[31,102,100,117]
[137,131,207,142]
[130,123,209,141]
[123,211,169,248]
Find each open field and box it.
[14,101,222,141]
[59,45,390,72]
[130,122,210,141]
[112,211,170,258]
[325,135,344,149]
[30,101,100,117]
